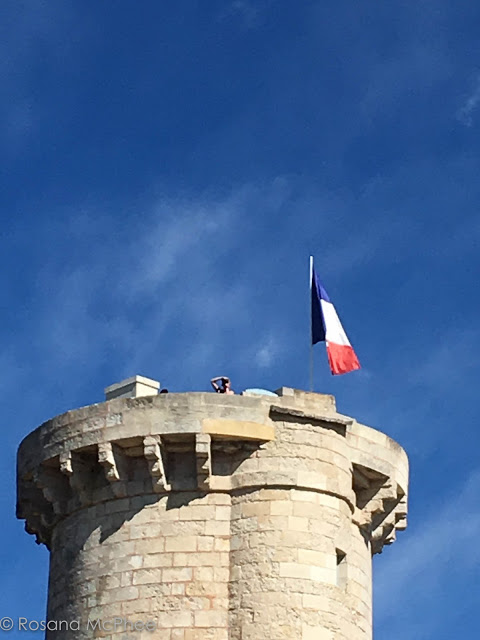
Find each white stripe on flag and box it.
[320,299,351,347]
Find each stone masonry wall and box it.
[229,488,371,640]
[226,414,371,640]
[48,492,231,640]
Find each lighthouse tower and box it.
[17,377,408,639]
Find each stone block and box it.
[194,610,229,628]
[288,516,310,532]
[162,567,193,582]
[132,568,163,585]
[143,553,173,568]
[205,520,230,536]
[198,536,215,551]
[302,625,335,640]
[165,536,198,552]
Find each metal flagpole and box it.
[309,255,314,392]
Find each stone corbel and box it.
[67,454,93,506]
[372,515,397,554]
[59,451,73,477]
[33,467,68,516]
[98,442,120,481]
[195,433,212,490]
[395,496,408,530]
[98,442,127,497]
[352,463,407,555]
[143,435,170,493]
[25,514,50,547]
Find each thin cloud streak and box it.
[457,74,480,126]
[0,0,81,148]
[253,335,278,369]
[218,0,275,29]
[374,469,480,638]
[9,182,297,406]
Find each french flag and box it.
[311,261,360,375]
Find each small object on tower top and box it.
[104,375,160,401]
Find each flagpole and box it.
[309,255,314,391]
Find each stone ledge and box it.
[269,405,351,434]
[202,419,275,442]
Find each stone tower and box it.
[16,377,408,640]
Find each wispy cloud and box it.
[361,42,450,121]
[10,182,300,408]
[253,335,278,369]
[344,321,480,460]
[457,74,480,126]
[218,0,275,29]
[409,329,480,391]
[0,0,81,149]
[374,469,480,638]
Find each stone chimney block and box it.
[104,375,160,401]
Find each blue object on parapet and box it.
[242,388,278,396]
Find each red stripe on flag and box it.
[326,342,361,375]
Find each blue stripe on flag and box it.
[311,267,328,344]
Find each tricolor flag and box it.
[311,260,360,375]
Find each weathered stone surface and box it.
[16,386,409,639]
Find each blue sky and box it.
[1,1,480,637]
